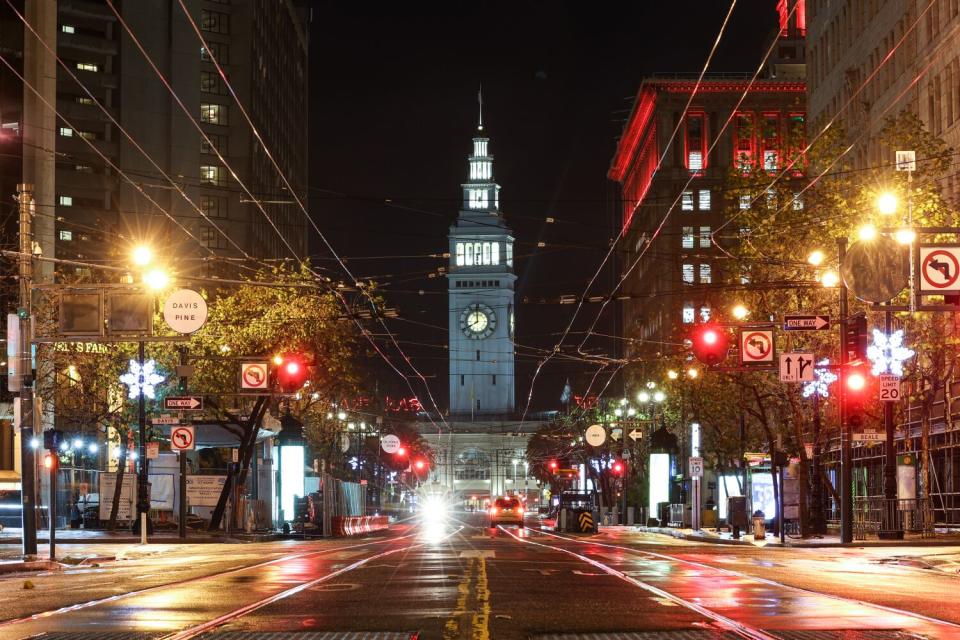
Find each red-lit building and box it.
[608,3,806,357]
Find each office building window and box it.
[686,113,706,174]
[699,226,711,248]
[792,193,804,210]
[762,113,780,172]
[59,230,73,241]
[58,196,73,207]
[76,62,98,72]
[200,195,227,218]
[75,96,93,105]
[200,71,224,94]
[699,306,711,322]
[59,127,73,137]
[682,304,695,324]
[698,189,711,211]
[61,25,75,34]
[201,42,229,64]
[200,164,227,187]
[200,103,227,125]
[200,224,227,249]
[201,133,226,155]
[200,10,229,34]
[681,227,695,249]
[682,264,695,283]
[681,191,694,211]
[734,112,754,170]
[699,263,712,283]
[739,195,751,210]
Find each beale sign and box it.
[163,289,208,334]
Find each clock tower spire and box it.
[448,101,516,417]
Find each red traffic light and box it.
[414,459,426,471]
[690,324,730,366]
[396,446,407,457]
[612,460,625,475]
[847,371,867,391]
[276,354,308,393]
[548,460,559,471]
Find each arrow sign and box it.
[628,429,642,442]
[779,353,815,382]
[783,315,830,331]
[164,396,203,411]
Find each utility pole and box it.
[16,184,37,557]
[879,309,904,539]
[136,340,149,543]
[178,347,189,540]
[839,238,853,544]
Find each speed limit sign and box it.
[879,374,901,402]
[689,456,704,478]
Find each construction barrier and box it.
[331,515,390,536]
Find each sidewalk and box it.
[0,527,278,545]
[610,524,960,547]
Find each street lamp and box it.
[686,367,699,379]
[666,369,678,380]
[894,228,916,245]
[653,390,665,403]
[731,304,749,320]
[132,245,153,266]
[877,192,898,215]
[807,250,825,266]
[821,271,839,288]
[858,224,878,241]
[143,269,170,291]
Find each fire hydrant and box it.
[752,510,766,540]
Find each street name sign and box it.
[918,246,960,293]
[152,415,180,425]
[853,431,886,442]
[240,362,269,390]
[689,456,704,478]
[585,424,606,447]
[170,426,195,451]
[163,289,208,334]
[783,315,830,331]
[164,395,203,411]
[779,353,815,382]
[739,329,775,365]
[879,374,901,402]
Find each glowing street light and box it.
[687,367,699,379]
[132,245,153,266]
[653,390,665,403]
[666,369,678,380]
[821,271,839,288]
[877,192,898,215]
[858,224,877,241]
[731,304,749,320]
[637,391,650,403]
[895,228,916,245]
[143,269,170,290]
[807,250,825,266]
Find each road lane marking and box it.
[444,557,474,639]
[459,550,495,559]
[470,556,491,640]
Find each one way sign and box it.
[783,315,830,331]
[779,353,815,382]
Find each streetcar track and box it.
[497,525,778,640]
[159,526,464,640]
[535,527,960,632]
[0,530,416,630]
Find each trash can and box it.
[752,510,766,540]
[727,496,748,539]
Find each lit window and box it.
[75,96,93,105]
[200,103,226,125]
[765,189,776,208]
[699,306,711,322]
[58,196,73,206]
[456,243,465,266]
[682,264,695,283]
[734,112,754,170]
[698,189,711,211]
[682,304,695,324]
[739,195,751,210]
[699,263,712,283]
[201,42,229,64]
[506,243,513,267]
[681,227,695,249]
[762,113,780,173]
[468,188,488,209]
[686,113,706,173]
[464,242,474,266]
[78,130,96,140]
[59,230,73,241]
[688,152,703,173]
[681,191,694,211]
[763,150,778,171]
[481,242,490,264]
[59,127,73,137]
[491,241,499,265]
[792,193,804,210]
[74,165,93,173]
[76,62,98,72]
[200,164,226,187]
[61,25,75,34]
[699,226,711,248]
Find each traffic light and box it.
[43,429,63,451]
[275,353,308,393]
[611,460,625,476]
[396,446,407,457]
[548,460,559,473]
[690,324,730,366]
[846,366,868,428]
[412,458,428,474]
[843,315,868,363]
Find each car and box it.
[488,496,525,527]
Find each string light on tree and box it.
[867,329,915,376]
[119,359,165,400]
[802,359,838,398]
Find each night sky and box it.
[308,1,777,414]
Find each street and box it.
[2,515,960,639]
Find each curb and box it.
[0,559,63,575]
[623,526,960,548]
[0,534,280,545]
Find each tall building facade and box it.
[0,0,309,273]
[806,0,960,198]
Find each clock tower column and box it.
[448,117,516,417]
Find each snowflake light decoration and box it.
[119,359,164,400]
[802,358,838,398]
[866,329,915,377]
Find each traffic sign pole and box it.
[178,347,188,540]
[880,310,903,539]
[839,238,853,544]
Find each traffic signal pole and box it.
[839,238,853,543]
[16,184,38,557]
[879,310,904,539]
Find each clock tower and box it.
[448,110,515,417]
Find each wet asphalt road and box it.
[1,512,960,639]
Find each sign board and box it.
[98,473,135,521]
[170,426,195,451]
[852,431,886,442]
[628,429,642,442]
[739,329,775,365]
[689,456,704,478]
[879,374,901,402]
[164,396,203,411]
[895,150,916,172]
[240,362,269,390]
[381,434,401,454]
[918,246,960,293]
[585,424,606,447]
[186,475,226,507]
[779,352,815,382]
[146,442,160,459]
[163,289,208,334]
[783,315,830,331]
[152,415,180,425]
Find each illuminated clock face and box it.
[460,303,496,339]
